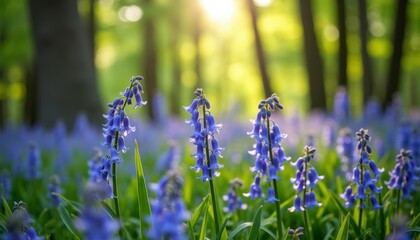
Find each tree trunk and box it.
[23,64,37,126]
[142,0,158,120]
[384,0,408,109]
[337,0,348,87]
[358,0,374,105]
[247,0,273,98]
[298,0,327,110]
[169,2,182,116]
[27,0,102,129]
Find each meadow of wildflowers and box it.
[1,76,420,240]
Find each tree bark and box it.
[383,0,408,109]
[337,0,348,87]
[298,0,327,110]
[358,0,374,105]
[247,0,273,98]
[142,0,158,120]
[27,0,102,129]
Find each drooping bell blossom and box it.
[341,128,383,210]
[336,128,356,178]
[5,201,40,240]
[246,94,289,202]
[94,76,145,200]
[148,171,189,240]
[386,149,419,199]
[289,146,323,212]
[223,178,247,213]
[26,143,41,180]
[184,88,223,182]
[288,227,304,240]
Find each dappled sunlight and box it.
[199,0,236,23]
[118,5,143,22]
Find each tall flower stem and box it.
[266,118,282,238]
[113,131,123,240]
[202,104,220,234]
[358,164,364,229]
[302,160,311,240]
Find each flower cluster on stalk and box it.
[26,143,40,180]
[245,94,289,202]
[386,149,419,199]
[341,128,383,209]
[148,171,189,240]
[336,128,356,179]
[288,227,304,240]
[288,146,323,212]
[184,88,223,181]
[4,201,39,240]
[223,178,247,213]
[91,76,145,199]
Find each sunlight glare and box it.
[200,0,235,23]
[118,5,143,22]
[254,0,272,7]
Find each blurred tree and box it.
[246,0,273,98]
[298,0,326,110]
[384,0,409,109]
[169,1,182,116]
[336,0,348,87]
[23,65,36,126]
[358,0,374,105]
[27,0,103,128]
[141,0,158,120]
[193,0,203,90]
[86,0,96,61]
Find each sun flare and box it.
[199,0,236,23]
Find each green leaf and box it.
[335,213,350,240]
[227,222,253,240]
[407,226,420,233]
[1,196,12,217]
[52,193,81,213]
[409,213,420,228]
[57,205,81,240]
[188,221,197,240]
[329,190,361,238]
[248,205,263,240]
[190,195,210,229]
[260,226,278,240]
[216,217,230,240]
[199,204,209,240]
[134,140,152,240]
[281,228,289,240]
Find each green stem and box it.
[113,131,123,240]
[358,163,364,230]
[266,116,283,239]
[302,158,311,240]
[202,104,220,235]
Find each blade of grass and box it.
[227,222,252,240]
[335,213,350,240]
[216,217,230,240]
[52,193,82,213]
[248,205,263,240]
[134,140,152,240]
[190,195,210,229]
[1,196,12,217]
[199,204,209,240]
[329,190,361,238]
[260,226,278,240]
[188,220,197,240]
[57,205,81,240]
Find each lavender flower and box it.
[223,178,247,213]
[26,143,41,180]
[386,149,419,200]
[5,201,39,240]
[341,128,383,210]
[288,146,323,212]
[149,171,189,240]
[184,88,224,181]
[245,94,288,202]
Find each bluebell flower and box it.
[288,227,304,240]
[333,87,350,124]
[341,128,383,210]
[223,178,247,213]
[386,149,419,199]
[5,201,40,240]
[26,143,41,180]
[149,171,189,240]
[244,175,263,200]
[88,149,103,183]
[49,175,62,207]
[289,146,323,212]
[0,171,11,200]
[336,128,356,178]
[246,94,288,202]
[184,89,223,182]
[157,141,180,172]
[288,195,305,212]
[265,187,279,203]
[386,215,411,240]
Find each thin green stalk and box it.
[113,131,123,240]
[358,163,364,230]
[266,117,283,239]
[302,159,311,240]
[202,104,220,234]
[396,188,401,214]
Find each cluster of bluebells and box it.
[223,178,247,213]
[76,184,120,240]
[184,88,224,182]
[341,128,383,209]
[90,76,146,199]
[386,149,419,199]
[0,171,11,200]
[48,175,62,207]
[336,128,356,179]
[245,94,289,202]
[26,143,41,180]
[4,201,39,240]
[289,146,323,212]
[149,171,189,240]
[333,87,350,124]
